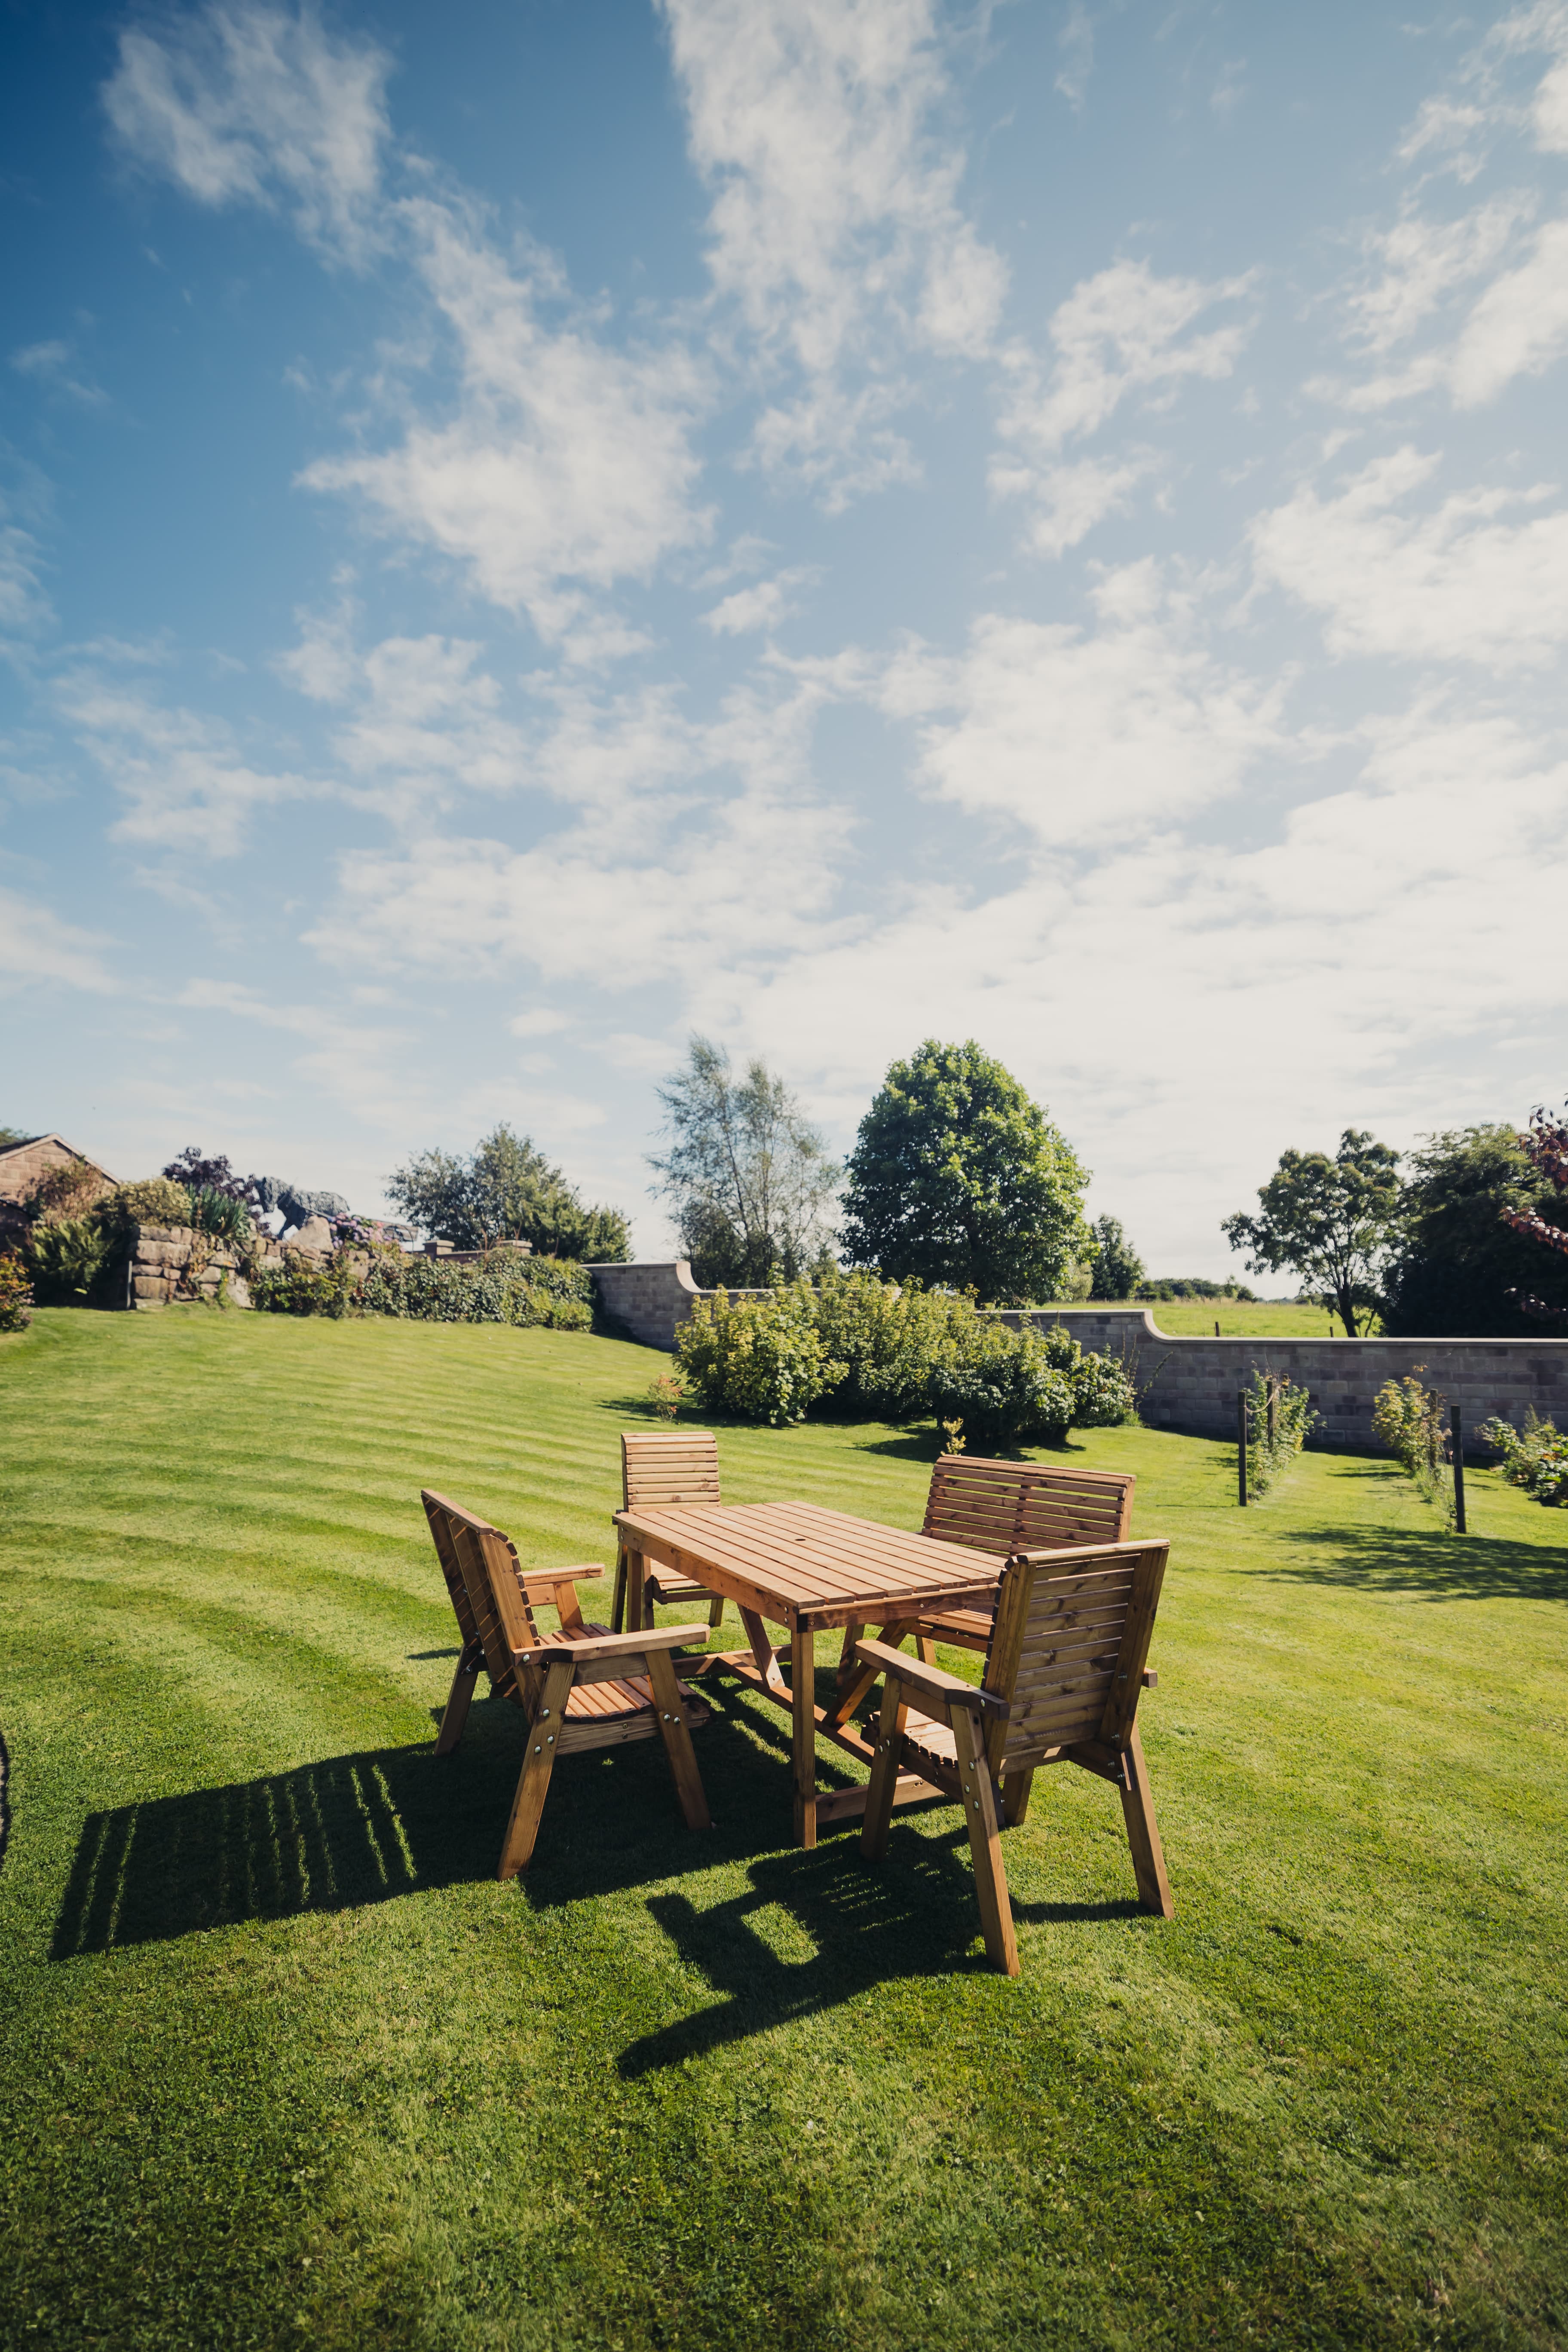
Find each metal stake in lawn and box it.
[1452,1404,1467,1535]
[1237,1390,1249,1507]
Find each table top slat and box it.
[614,1498,1006,1623]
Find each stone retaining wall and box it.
[120,1222,288,1310]
[584,1259,1568,1450]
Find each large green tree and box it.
[840,1039,1091,1305]
[1383,1120,1568,1335]
[388,1125,629,1261]
[647,1036,839,1287]
[1088,1213,1145,1300]
[1222,1128,1402,1336]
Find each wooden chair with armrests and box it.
[834,1453,1137,1686]
[423,1488,713,1878]
[610,1430,728,1638]
[856,1537,1172,1976]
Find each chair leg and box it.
[434,1637,484,1756]
[861,1679,906,1862]
[1002,1767,1035,1827]
[496,1656,575,1878]
[951,1706,1020,1977]
[645,1646,711,1831]
[610,1545,628,1635]
[1119,1720,1173,1919]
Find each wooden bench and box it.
[422,1488,713,1877]
[611,1430,728,1635]
[916,1452,1135,1650]
[858,1537,1172,1975]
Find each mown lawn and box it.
[1,1306,1566,2352]
[1039,1300,1363,1339]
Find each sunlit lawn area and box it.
[1041,1299,1368,1339]
[2,1307,1565,2350]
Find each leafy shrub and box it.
[928,1320,1077,1448]
[98,1178,194,1230]
[1477,1411,1568,1507]
[249,1250,348,1317]
[359,1254,592,1329]
[1372,1369,1454,1520]
[1243,1369,1317,1498]
[0,1253,33,1332]
[811,1267,973,1420]
[675,1284,845,1426]
[25,1217,111,1302]
[26,1156,107,1225]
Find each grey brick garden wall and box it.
[585,1260,1568,1449]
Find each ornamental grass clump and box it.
[24,1216,111,1303]
[1372,1368,1454,1524]
[1243,1368,1318,1499]
[1477,1410,1568,1507]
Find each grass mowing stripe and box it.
[2,1308,1567,2349]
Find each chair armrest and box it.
[514,1623,710,1669]
[853,1638,1009,1720]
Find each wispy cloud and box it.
[102,0,392,265]
[0,885,117,993]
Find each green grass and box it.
[2,1307,1566,2352]
[1041,1299,1366,1338]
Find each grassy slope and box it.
[1038,1301,1363,1338]
[1,1308,1565,2352]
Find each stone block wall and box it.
[584,1260,1568,1450]
[120,1222,285,1310]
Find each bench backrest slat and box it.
[981,1539,1169,1777]
[622,1430,722,1512]
[922,1453,1135,1559]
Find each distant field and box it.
[1038,1298,1365,1338]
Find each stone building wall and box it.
[584,1259,1568,1449]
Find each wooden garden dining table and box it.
[613,1498,1006,1847]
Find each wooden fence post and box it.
[1452,1404,1467,1535]
[1237,1392,1249,1508]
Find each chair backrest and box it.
[980,1538,1168,1779]
[621,1429,721,1513]
[422,1489,585,1704]
[922,1453,1135,1558]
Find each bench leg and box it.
[792,1625,818,1849]
[496,1656,575,1878]
[1119,1721,1173,1919]
[1001,1767,1035,1828]
[646,1646,711,1831]
[435,1637,484,1756]
[952,1706,1019,1977]
[861,1680,906,1862]
[610,1545,628,1635]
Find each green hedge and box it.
[674,1269,1136,1440]
[251,1250,592,1329]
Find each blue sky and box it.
[4,0,1567,1268]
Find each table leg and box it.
[792,1617,817,1849]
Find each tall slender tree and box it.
[647,1036,839,1287]
[1223,1129,1402,1336]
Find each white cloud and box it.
[989,448,1158,558]
[102,0,392,266]
[876,562,1285,845]
[700,569,814,634]
[1055,4,1096,110]
[10,340,109,410]
[1007,259,1256,453]
[300,198,710,636]
[990,260,1254,548]
[1343,197,1534,352]
[0,525,53,642]
[1451,215,1568,403]
[661,0,1007,499]
[0,886,116,993]
[1250,445,1568,669]
[57,673,318,855]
